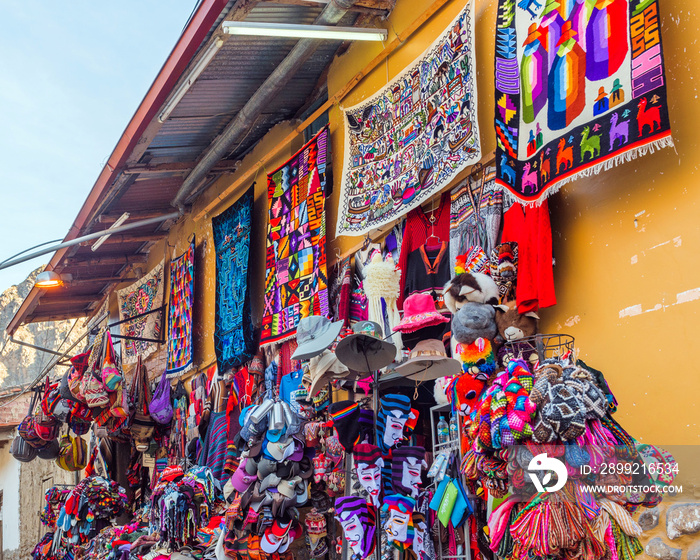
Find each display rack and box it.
[505,333,575,362]
[429,403,472,560]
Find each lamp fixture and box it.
[158,37,225,123]
[35,271,72,289]
[222,22,388,42]
[91,212,130,252]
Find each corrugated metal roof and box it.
[16,0,385,324]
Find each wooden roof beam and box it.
[123,160,239,175]
[98,210,173,223]
[66,276,137,285]
[78,233,163,246]
[62,254,148,267]
[261,0,392,15]
[38,295,103,306]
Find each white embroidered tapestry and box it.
[336,1,481,236]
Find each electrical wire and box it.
[0,316,83,409]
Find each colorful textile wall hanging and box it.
[212,187,257,371]
[494,0,673,202]
[165,239,195,376]
[117,261,164,365]
[336,2,481,236]
[261,127,330,346]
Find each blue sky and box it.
[0,1,199,290]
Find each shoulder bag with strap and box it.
[131,358,155,451]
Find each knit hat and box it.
[393,293,450,334]
[334,496,376,559]
[353,443,382,466]
[354,443,383,507]
[377,394,411,453]
[161,465,185,482]
[357,408,375,445]
[328,400,361,452]
[382,494,415,545]
[455,246,489,275]
[391,446,425,498]
[305,509,327,544]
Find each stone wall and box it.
[639,500,700,559]
[17,456,76,560]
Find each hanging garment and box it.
[354,243,382,281]
[397,192,451,308]
[329,257,352,327]
[449,167,503,270]
[500,200,556,313]
[403,242,452,313]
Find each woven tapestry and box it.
[212,187,257,371]
[261,127,330,346]
[117,261,164,365]
[494,0,672,202]
[336,1,481,236]
[166,239,195,376]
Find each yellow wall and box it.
[324,0,700,451]
[123,0,697,487]
[129,0,700,442]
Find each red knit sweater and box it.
[397,192,451,308]
[501,200,556,313]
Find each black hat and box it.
[328,400,362,452]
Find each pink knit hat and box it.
[393,293,450,333]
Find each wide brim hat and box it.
[393,339,461,381]
[393,293,450,334]
[308,350,350,397]
[292,316,344,361]
[336,321,396,373]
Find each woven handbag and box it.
[18,391,47,449]
[55,435,87,472]
[10,434,37,462]
[131,359,155,450]
[101,332,122,392]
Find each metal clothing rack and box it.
[107,305,167,345]
[505,333,575,362]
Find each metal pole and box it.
[372,366,382,560]
[0,212,180,271]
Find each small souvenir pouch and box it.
[437,480,459,527]
[430,477,452,511]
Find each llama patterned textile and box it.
[494,0,672,202]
